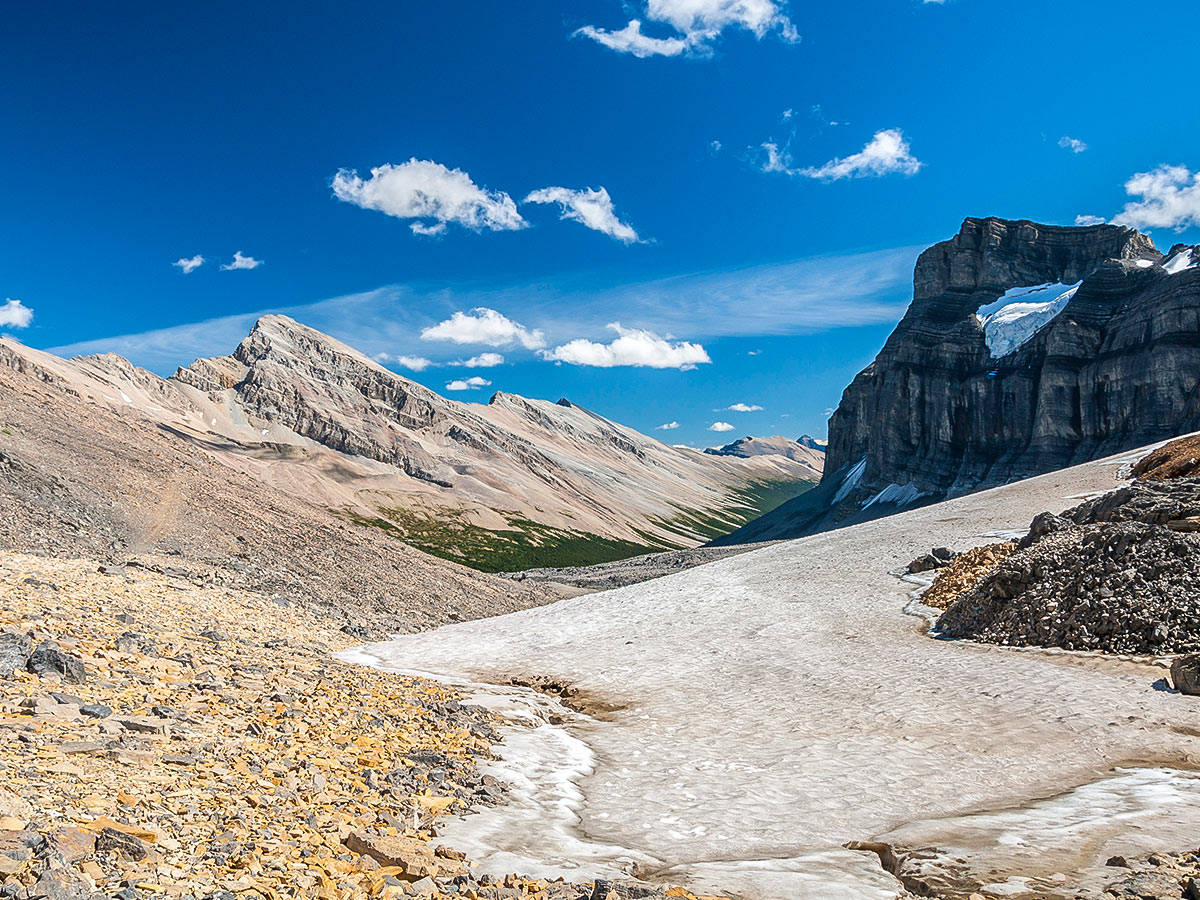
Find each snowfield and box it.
[344,446,1200,900]
[975,281,1081,358]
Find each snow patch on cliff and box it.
[976,282,1082,358]
[862,481,926,510]
[832,457,867,503]
[1164,247,1197,275]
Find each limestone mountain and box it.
[1,316,818,570]
[719,218,1200,543]
[703,435,824,478]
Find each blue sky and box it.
[3,1,1198,446]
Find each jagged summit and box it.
[1,318,820,570]
[717,217,1200,544]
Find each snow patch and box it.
[975,282,1081,358]
[832,457,867,504]
[862,481,926,510]
[119,391,132,404]
[1164,247,1198,275]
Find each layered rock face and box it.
[719,218,1200,543]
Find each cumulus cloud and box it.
[708,421,735,432]
[457,352,504,368]
[0,299,33,329]
[379,354,433,371]
[542,323,711,370]
[797,129,922,180]
[1110,164,1200,232]
[724,402,763,412]
[422,308,546,350]
[524,186,641,243]
[575,19,689,57]
[173,255,204,274]
[1075,214,1107,226]
[221,251,262,271]
[332,159,526,234]
[445,376,492,391]
[656,421,681,430]
[576,0,797,58]
[1059,136,1087,154]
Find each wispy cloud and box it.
[577,0,797,57]
[656,421,680,430]
[1074,214,1106,226]
[221,251,262,271]
[0,299,34,329]
[708,421,735,432]
[445,375,492,391]
[524,186,640,243]
[1058,136,1087,154]
[173,255,204,274]
[333,159,526,235]
[421,308,546,349]
[376,352,434,371]
[542,324,710,370]
[796,129,922,180]
[45,245,918,375]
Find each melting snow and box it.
[975,282,1081,358]
[119,391,133,404]
[862,481,926,510]
[831,457,867,503]
[1164,247,1198,275]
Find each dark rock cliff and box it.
[717,217,1200,543]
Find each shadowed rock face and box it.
[718,217,1200,543]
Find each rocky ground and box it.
[0,551,722,900]
[501,543,773,593]
[0,350,554,639]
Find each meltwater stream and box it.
[341,451,1200,899]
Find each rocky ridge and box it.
[719,219,1200,544]
[2,318,818,570]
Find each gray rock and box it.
[94,826,149,860]
[26,643,87,684]
[720,218,1198,544]
[0,631,31,677]
[1173,655,1200,696]
[80,703,112,719]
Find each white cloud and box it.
[1110,164,1200,232]
[708,421,735,432]
[656,421,680,430]
[173,255,204,274]
[577,0,797,57]
[221,251,262,271]
[1059,136,1087,154]
[574,20,689,57]
[747,349,762,355]
[0,299,33,329]
[411,222,447,237]
[379,354,433,371]
[797,129,922,180]
[421,308,546,349]
[1074,214,1107,226]
[724,402,763,412]
[542,323,711,370]
[445,376,492,391]
[332,159,525,234]
[524,186,641,243]
[457,352,504,368]
[760,141,795,174]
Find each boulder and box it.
[95,826,149,860]
[342,832,439,878]
[26,642,87,684]
[1173,655,1200,696]
[0,631,31,677]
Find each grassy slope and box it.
[351,478,816,573]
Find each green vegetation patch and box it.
[350,477,815,573]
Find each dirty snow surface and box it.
[348,449,1200,900]
[975,281,1081,357]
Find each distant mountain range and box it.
[719,218,1200,544]
[704,435,825,475]
[1,316,819,571]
